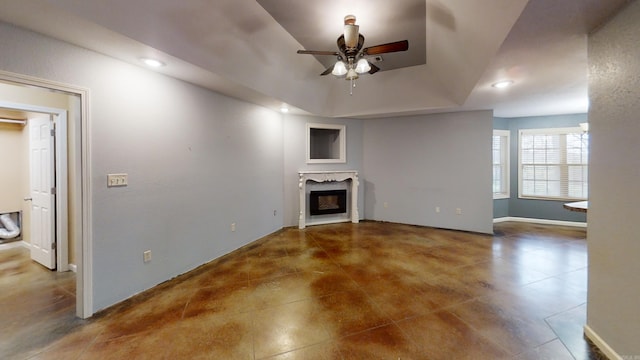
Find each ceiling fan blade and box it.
[297,50,340,56]
[320,64,335,76]
[368,63,380,75]
[363,40,409,55]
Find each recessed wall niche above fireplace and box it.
[306,123,346,164]
[298,171,359,229]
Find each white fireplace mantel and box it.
[298,170,359,229]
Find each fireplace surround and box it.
[298,170,359,229]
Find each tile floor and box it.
[0,221,606,359]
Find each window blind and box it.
[519,127,588,200]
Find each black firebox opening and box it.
[309,190,347,216]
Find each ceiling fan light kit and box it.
[346,68,359,81]
[297,15,409,95]
[355,58,371,74]
[332,60,348,76]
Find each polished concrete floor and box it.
[1,221,605,359]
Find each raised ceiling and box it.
[257,0,427,73]
[0,0,630,119]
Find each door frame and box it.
[0,70,92,319]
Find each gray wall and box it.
[282,115,364,227]
[363,111,494,234]
[493,198,509,218]
[0,22,284,312]
[587,1,640,356]
[493,114,588,222]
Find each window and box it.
[306,123,346,164]
[493,130,510,199]
[519,127,588,200]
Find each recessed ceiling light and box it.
[140,58,165,68]
[280,105,289,113]
[492,80,514,89]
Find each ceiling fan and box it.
[297,15,409,91]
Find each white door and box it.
[29,115,56,269]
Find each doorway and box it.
[0,107,68,270]
[0,72,91,318]
[0,100,73,272]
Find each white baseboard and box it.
[584,325,622,360]
[493,216,587,228]
[69,263,77,273]
[0,240,30,251]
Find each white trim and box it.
[56,111,69,272]
[69,263,77,273]
[519,126,582,135]
[306,123,346,164]
[493,130,510,199]
[0,70,93,319]
[584,325,622,360]
[493,216,587,228]
[305,218,351,227]
[0,240,30,251]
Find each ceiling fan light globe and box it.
[332,61,348,76]
[346,68,359,80]
[355,58,371,74]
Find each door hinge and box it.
[50,128,55,137]
[51,187,56,195]
[51,242,56,250]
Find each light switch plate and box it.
[107,173,128,187]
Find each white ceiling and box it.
[0,0,629,119]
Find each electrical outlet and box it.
[435,206,441,213]
[456,208,462,215]
[231,223,236,232]
[273,210,277,216]
[383,202,388,208]
[107,173,128,187]
[143,250,152,263]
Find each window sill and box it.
[518,196,588,202]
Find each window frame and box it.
[492,130,510,199]
[518,127,588,201]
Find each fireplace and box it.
[309,190,347,215]
[298,170,359,229]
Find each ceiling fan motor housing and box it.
[343,15,359,49]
